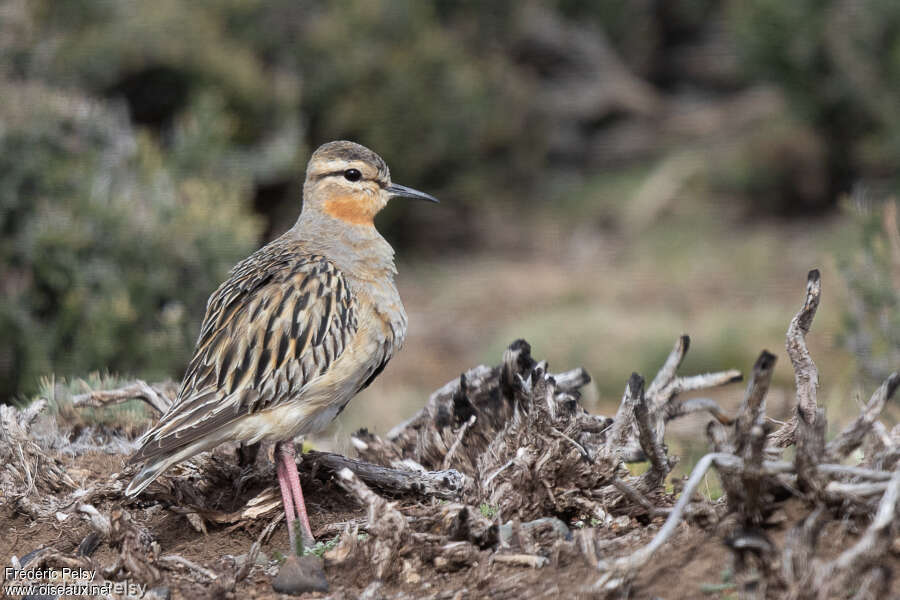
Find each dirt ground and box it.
[4,447,898,599]
[0,450,788,599]
[3,352,899,600]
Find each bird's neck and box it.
[289,209,398,282]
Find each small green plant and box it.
[302,534,340,558]
[479,503,498,519]
[700,568,736,595]
[300,533,368,557]
[700,582,737,595]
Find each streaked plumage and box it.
[125,141,437,552]
[131,249,357,464]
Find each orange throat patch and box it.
[323,194,378,226]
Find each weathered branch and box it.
[610,477,665,518]
[594,452,726,580]
[333,468,412,581]
[646,335,690,407]
[632,374,671,491]
[734,351,777,455]
[826,373,900,461]
[770,269,822,448]
[304,451,468,500]
[594,446,900,587]
[646,336,742,411]
[815,467,900,597]
[71,380,174,415]
[795,406,827,493]
[824,480,890,497]
[789,269,822,423]
[603,373,642,460]
[551,367,592,392]
[661,370,744,397]
[781,506,826,589]
[607,336,741,465]
[665,396,733,425]
[817,463,896,481]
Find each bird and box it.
[125,140,438,555]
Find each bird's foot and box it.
[273,554,328,595]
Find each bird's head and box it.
[302,140,438,227]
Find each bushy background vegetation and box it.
[1,0,899,407]
[0,82,261,400]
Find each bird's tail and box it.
[124,438,211,497]
[124,459,171,497]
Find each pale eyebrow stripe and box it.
[310,169,387,187]
[310,170,347,182]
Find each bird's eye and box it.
[343,169,362,182]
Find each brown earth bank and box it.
[3,274,900,600]
[2,447,898,599]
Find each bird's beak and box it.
[386,183,439,203]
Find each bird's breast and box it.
[349,271,408,349]
[247,283,405,442]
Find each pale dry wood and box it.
[795,406,827,493]
[814,467,900,599]
[159,554,219,580]
[602,373,642,460]
[335,467,411,580]
[826,373,899,462]
[781,506,826,591]
[491,553,549,568]
[646,336,742,411]
[714,350,778,518]
[442,415,476,470]
[664,396,733,425]
[646,335,690,405]
[71,380,174,415]
[817,464,895,481]
[175,487,282,525]
[594,443,899,588]
[734,351,777,452]
[306,451,467,500]
[770,269,822,448]
[610,477,664,517]
[824,480,889,497]
[594,452,728,582]
[632,335,741,463]
[550,368,591,392]
[632,374,671,491]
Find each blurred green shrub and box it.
[11,0,547,248]
[286,0,546,248]
[838,198,900,384]
[730,0,900,202]
[295,1,539,196]
[5,0,900,401]
[28,0,299,149]
[709,117,830,215]
[0,82,261,401]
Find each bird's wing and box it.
[130,249,357,463]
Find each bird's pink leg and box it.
[275,447,299,555]
[278,441,315,548]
